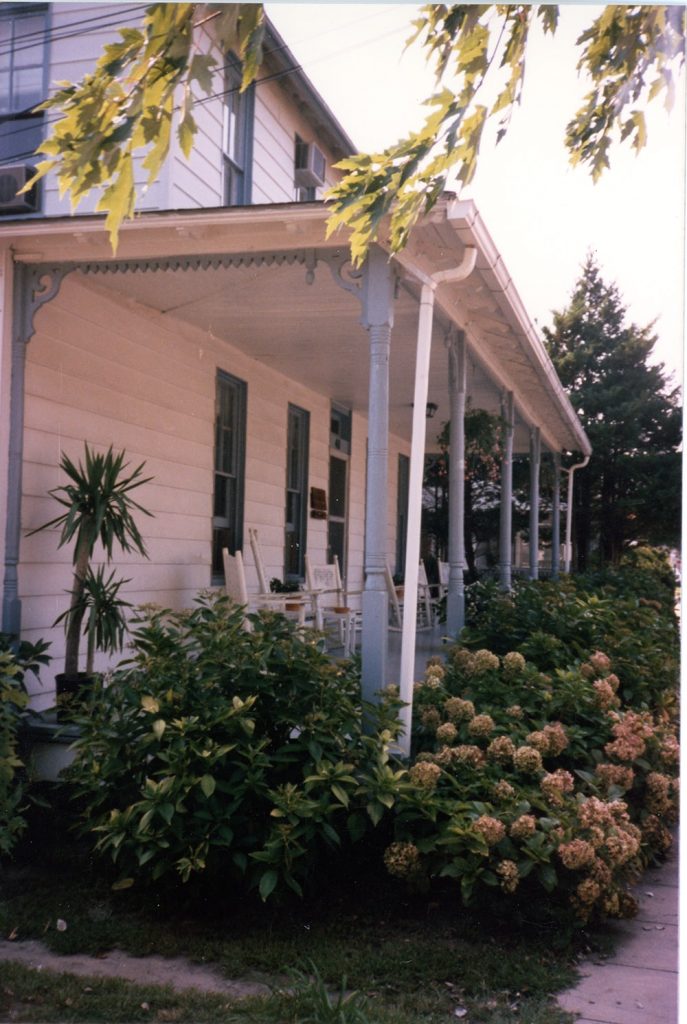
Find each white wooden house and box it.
[0,4,591,733]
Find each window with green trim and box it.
[212,371,246,582]
[0,4,48,164]
[223,55,254,205]
[285,404,309,580]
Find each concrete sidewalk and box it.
[557,836,679,1024]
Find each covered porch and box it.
[0,198,590,738]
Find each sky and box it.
[266,3,686,385]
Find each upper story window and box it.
[294,134,326,201]
[223,55,254,206]
[0,4,48,165]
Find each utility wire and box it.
[0,5,147,59]
[3,62,309,164]
[1,10,408,159]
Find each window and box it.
[296,185,316,203]
[0,4,48,165]
[223,55,254,205]
[285,404,309,580]
[212,371,246,581]
[330,405,351,455]
[328,406,351,569]
[294,135,315,201]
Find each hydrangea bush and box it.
[383,642,678,922]
[61,558,678,927]
[461,560,679,707]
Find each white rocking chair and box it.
[222,547,252,629]
[247,528,308,624]
[385,562,435,632]
[304,553,361,656]
[437,560,450,600]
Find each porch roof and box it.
[1,198,590,456]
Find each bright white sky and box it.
[267,3,686,384]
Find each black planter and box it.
[55,672,94,720]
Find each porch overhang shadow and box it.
[2,244,400,705]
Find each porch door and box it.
[285,404,309,581]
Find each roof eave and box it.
[446,198,592,457]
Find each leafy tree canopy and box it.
[26,4,685,255]
[544,254,681,564]
[27,3,264,247]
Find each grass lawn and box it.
[0,797,588,1024]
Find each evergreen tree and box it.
[544,255,681,567]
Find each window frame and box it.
[0,3,49,167]
[222,54,254,206]
[212,370,247,584]
[284,403,310,582]
[328,405,352,572]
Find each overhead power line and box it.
[0,5,147,60]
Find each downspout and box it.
[563,455,590,573]
[397,246,477,757]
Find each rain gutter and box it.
[393,246,478,757]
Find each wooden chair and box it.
[437,560,450,600]
[222,547,252,629]
[415,561,438,622]
[385,562,435,632]
[223,536,307,622]
[304,553,360,656]
[247,528,308,624]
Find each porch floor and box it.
[386,625,450,684]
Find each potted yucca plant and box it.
[28,444,152,702]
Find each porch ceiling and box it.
[3,198,590,456]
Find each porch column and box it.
[528,427,541,580]
[446,330,466,636]
[2,264,30,636]
[498,392,514,590]
[360,247,395,703]
[551,452,561,578]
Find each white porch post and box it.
[498,391,514,590]
[398,282,436,751]
[529,427,541,580]
[446,330,466,636]
[360,247,395,704]
[551,452,561,578]
[395,248,476,756]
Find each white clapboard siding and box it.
[21,3,346,219]
[22,273,387,660]
[166,26,225,210]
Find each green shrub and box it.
[0,636,51,856]
[63,561,678,929]
[462,568,679,706]
[66,594,403,899]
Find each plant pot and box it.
[55,672,94,721]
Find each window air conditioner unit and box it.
[0,163,39,213]
[294,141,326,189]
